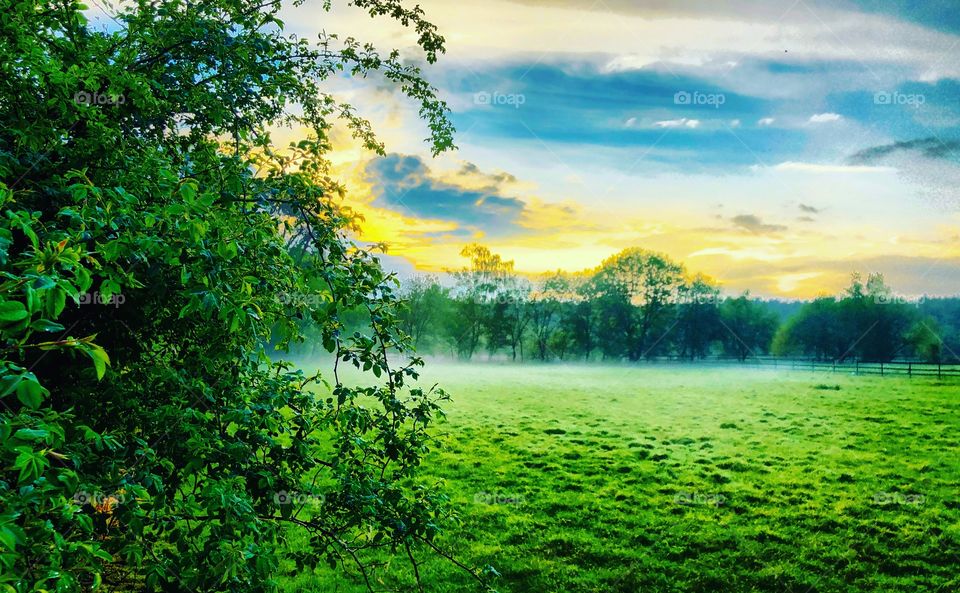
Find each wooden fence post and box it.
[908,362,912,378]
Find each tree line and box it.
[396,244,960,364]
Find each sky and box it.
[195,2,960,297]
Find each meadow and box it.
[286,363,960,593]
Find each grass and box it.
[283,363,960,593]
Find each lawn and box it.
[284,363,960,593]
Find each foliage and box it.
[0,2,491,592]
[400,247,958,364]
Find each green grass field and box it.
[285,363,960,593]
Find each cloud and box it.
[808,112,843,123]
[655,118,701,129]
[757,117,775,126]
[365,154,527,237]
[799,204,821,214]
[772,161,892,173]
[849,137,960,164]
[730,214,787,234]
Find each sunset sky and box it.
[287,0,960,298]
[93,0,960,298]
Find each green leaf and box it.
[30,319,65,333]
[0,301,27,324]
[13,428,49,441]
[87,345,110,380]
[16,375,46,409]
[45,287,66,318]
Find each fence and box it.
[643,356,960,379]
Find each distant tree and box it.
[592,248,685,360]
[906,318,944,362]
[528,272,569,360]
[719,293,779,361]
[499,276,533,361]
[450,244,514,359]
[772,296,845,359]
[675,274,722,359]
[561,275,596,360]
[399,275,449,349]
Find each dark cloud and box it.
[797,216,816,222]
[799,204,821,214]
[849,137,960,164]
[731,214,787,234]
[366,154,528,237]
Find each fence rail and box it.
[642,356,960,379]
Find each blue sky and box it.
[277,0,960,298]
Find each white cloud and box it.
[624,117,636,127]
[772,161,894,174]
[655,118,700,129]
[758,117,775,126]
[809,112,843,123]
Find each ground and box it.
[284,363,960,593]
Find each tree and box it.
[718,293,779,361]
[674,274,722,359]
[592,248,685,360]
[492,275,532,361]
[773,274,918,362]
[449,244,514,360]
[400,275,450,350]
[0,2,492,592]
[527,273,569,360]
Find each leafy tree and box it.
[718,293,779,361]
[674,274,721,359]
[527,273,569,361]
[489,275,531,361]
[592,248,685,360]
[399,275,450,350]
[0,2,492,593]
[449,244,514,360]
